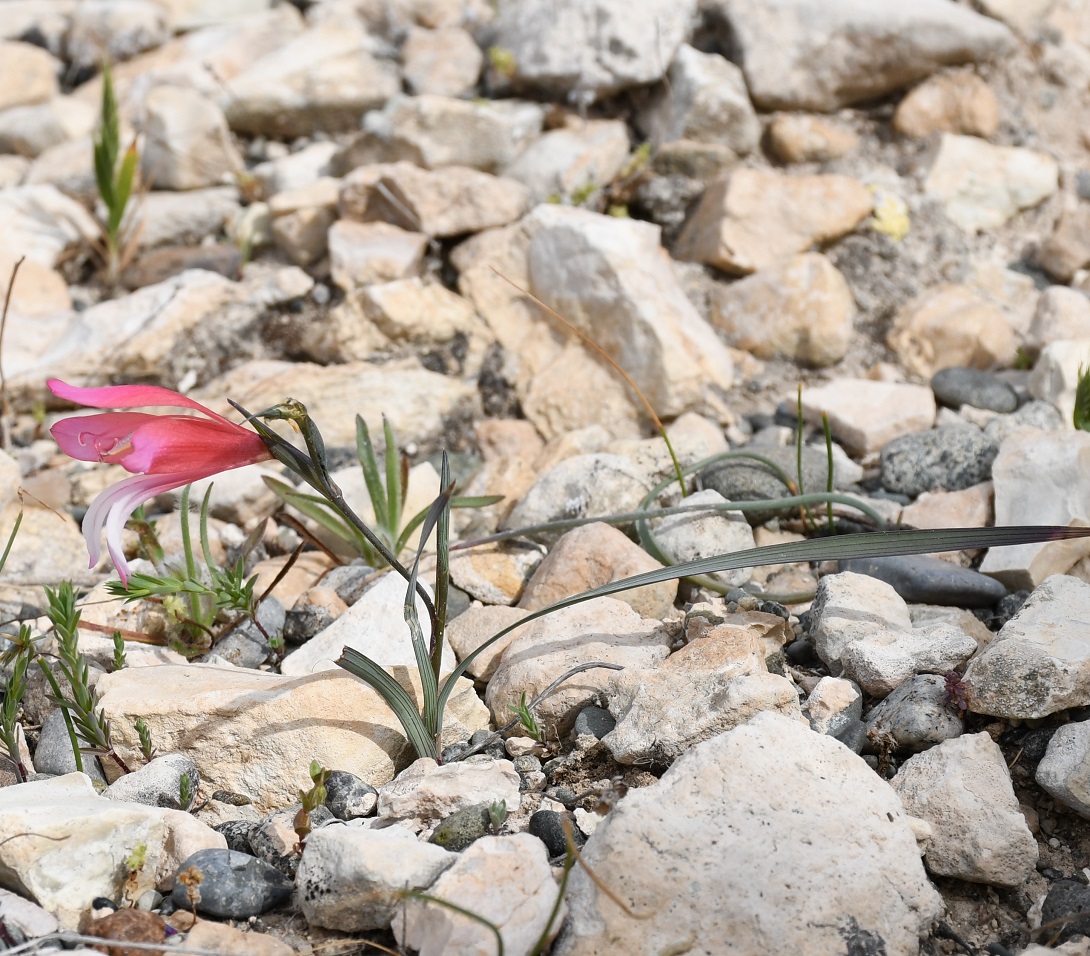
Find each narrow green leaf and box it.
[356,416,388,532]
[432,452,452,688]
[383,416,401,538]
[336,648,437,759]
[1075,363,1090,432]
[262,476,364,551]
[108,142,138,238]
[0,511,22,575]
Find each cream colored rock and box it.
[402,25,483,97]
[66,0,169,69]
[340,161,531,238]
[675,168,873,274]
[519,522,677,620]
[398,835,562,956]
[603,623,804,764]
[924,133,1059,232]
[710,252,854,367]
[200,357,477,447]
[141,86,241,190]
[887,283,1018,378]
[329,220,428,291]
[485,597,671,737]
[378,758,521,826]
[0,500,97,585]
[184,920,294,956]
[446,604,530,682]
[449,542,545,606]
[223,20,400,137]
[0,183,98,268]
[527,204,734,418]
[1028,287,1090,354]
[503,118,630,204]
[271,206,335,266]
[0,42,58,112]
[800,379,936,456]
[893,72,999,139]
[766,114,859,164]
[891,733,1037,886]
[1028,338,1090,425]
[1036,205,1090,282]
[0,773,224,929]
[94,665,490,811]
[0,96,96,158]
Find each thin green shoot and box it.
[93,61,140,284]
[0,644,29,782]
[511,691,542,742]
[111,631,126,671]
[489,799,507,833]
[178,772,194,811]
[1075,363,1090,432]
[135,717,155,762]
[822,412,835,534]
[0,511,22,574]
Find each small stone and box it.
[842,555,1007,608]
[675,168,873,275]
[183,919,294,956]
[529,809,580,857]
[804,677,863,737]
[924,133,1059,232]
[1040,881,1090,945]
[170,848,293,919]
[401,26,483,98]
[1036,205,1090,283]
[0,42,59,112]
[1036,722,1090,819]
[140,86,241,190]
[800,379,936,457]
[893,72,999,139]
[1028,287,1090,354]
[324,771,378,821]
[250,806,333,877]
[213,820,258,854]
[880,426,999,497]
[104,753,200,810]
[430,802,494,851]
[931,367,1018,413]
[865,674,965,753]
[810,571,912,672]
[766,114,859,164]
[650,489,757,590]
[573,706,615,740]
[708,252,855,367]
[378,758,522,827]
[120,244,241,290]
[84,909,168,955]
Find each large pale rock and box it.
[66,0,169,69]
[891,733,1037,886]
[503,118,630,205]
[0,183,98,268]
[490,0,696,98]
[377,758,521,826]
[200,357,478,448]
[809,571,913,672]
[840,623,978,698]
[893,72,1000,139]
[328,220,428,291]
[712,0,1015,112]
[0,96,96,158]
[448,541,544,605]
[223,20,399,137]
[978,430,1090,589]
[141,86,241,190]
[526,204,734,417]
[0,773,225,929]
[887,284,1018,378]
[340,161,531,238]
[518,522,677,620]
[1036,722,1090,819]
[397,834,562,956]
[554,712,943,955]
[675,168,873,275]
[94,665,490,811]
[0,500,98,585]
[359,95,543,172]
[133,186,241,251]
[924,133,1059,232]
[800,379,936,457]
[446,604,530,682]
[280,571,455,677]
[640,45,759,155]
[1028,338,1090,425]
[298,824,454,931]
[602,622,804,764]
[401,25,483,97]
[710,252,854,367]
[485,598,672,737]
[965,575,1090,719]
[0,41,58,112]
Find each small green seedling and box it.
[178,772,194,811]
[511,692,542,742]
[134,717,155,762]
[93,61,140,284]
[111,631,126,671]
[294,760,331,852]
[488,799,507,834]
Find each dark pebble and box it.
[324,770,378,821]
[529,809,584,858]
[1042,880,1090,943]
[513,754,542,774]
[833,718,868,755]
[468,728,506,759]
[880,427,998,497]
[320,564,377,606]
[430,802,493,851]
[931,368,1019,414]
[441,741,470,763]
[840,554,1007,608]
[120,244,241,290]
[573,706,615,740]
[170,848,293,919]
[212,820,259,854]
[758,600,790,620]
[785,638,821,666]
[999,726,1057,765]
[283,603,338,645]
[974,590,1030,631]
[250,806,333,878]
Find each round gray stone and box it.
[931,367,1018,413]
[865,674,964,754]
[880,426,998,496]
[170,848,293,919]
[841,555,1007,608]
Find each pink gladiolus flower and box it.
[47,379,272,585]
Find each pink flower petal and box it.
[48,379,233,426]
[122,416,271,475]
[50,412,159,464]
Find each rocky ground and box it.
[3,0,1090,953]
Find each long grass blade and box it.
[437,523,1090,718]
[356,416,388,531]
[262,476,365,552]
[336,647,436,759]
[432,453,452,686]
[383,416,402,538]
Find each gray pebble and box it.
[529,809,582,858]
[880,427,998,497]
[104,753,199,809]
[841,555,1007,608]
[573,705,615,740]
[1042,880,1090,944]
[323,770,377,820]
[430,802,492,851]
[213,819,259,854]
[865,674,963,754]
[33,709,107,784]
[320,564,377,606]
[984,400,1063,445]
[931,367,1018,413]
[170,848,293,919]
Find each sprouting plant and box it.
[1074,363,1090,432]
[178,772,195,811]
[111,631,126,671]
[107,485,266,657]
[0,644,30,783]
[93,61,140,284]
[134,717,155,762]
[122,843,148,905]
[487,46,517,79]
[488,800,507,834]
[510,692,543,742]
[943,670,971,716]
[294,760,331,853]
[264,414,498,566]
